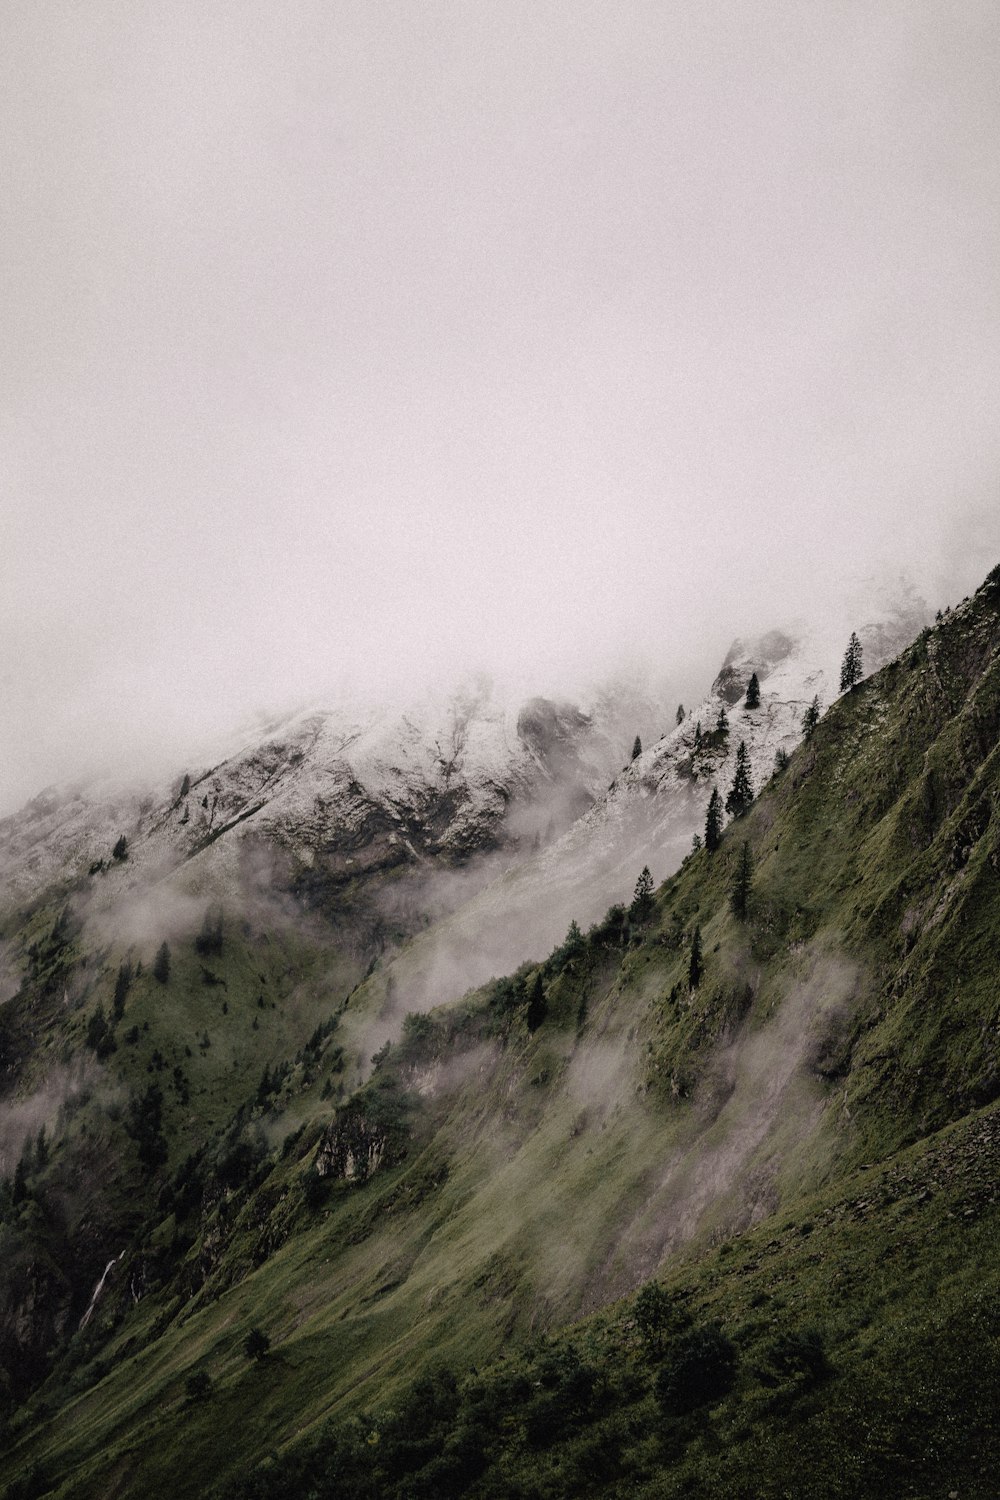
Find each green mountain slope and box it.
[2,566,999,1498]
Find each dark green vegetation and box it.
[2,566,1000,1497]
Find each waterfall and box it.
[79,1250,124,1330]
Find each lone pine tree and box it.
[630,866,655,924]
[705,788,723,852]
[526,973,547,1032]
[725,741,754,819]
[745,672,760,708]
[840,631,863,692]
[631,735,642,761]
[801,695,821,739]
[153,941,171,985]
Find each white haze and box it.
[3,2,1000,815]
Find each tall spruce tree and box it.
[112,959,134,1020]
[676,704,685,725]
[630,866,655,924]
[153,941,171,985]
[705,787,723,852]
[725,741,754,818]
[745,672,761,709]
[801,695,821,739]
[631,734,643,761]
[716,705,729,736]
[730,841,753,920]
[840,632,863,692]
[526,973,547,1032]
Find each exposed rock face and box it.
[315,1104,399,1184]
[0,1247,72,1399]
[712,631,796,703]
[0,679,665,914]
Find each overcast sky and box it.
[3,1,1000,812]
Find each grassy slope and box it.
[2,571,999,1498]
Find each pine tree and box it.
[773,746,790,775]
[688,925,703,989]
[112,835,129,862]
[12,1156,28,1206]
[86,1004,116,1059]
[745,672,760,709]
[631,734,643,761]
[676,704,685,725]
[716,706,729,736]
[725,741,754,819]
[705,788,723,852]
[840,632,863,692]
[112,959,133,1021]
[526,973,547,1032]
[694,721,702,747]
[690,832,702,854]
[801,695,821,739]
[630,866,655,924]
[730,841,753,920]
[153,941,171,985]
[563,919,584,958]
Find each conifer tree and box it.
[113,959,133,1021]
[801,695,821,740]
[694,721,702,747]
[725,741,754,819]
[86,1004,116,1059]
[631,734,643,761]
[676,704,685,725]
[630,866,655,924]
[153,941,171,985]
[840,632,863,692]
[12,1156,28,1206]
[112,835,129,862]
[773,746,790,775]
[690,832,702,854]
[716,705,729,736]
[526,973,547,1032]
[688,925,703,989]
[705,788,723,852]
[745,672,761,709]
[563,919,584,958]
[730,841,753,920]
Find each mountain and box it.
[4,569,1000,1499]
[360,577,930,1022]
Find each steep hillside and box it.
[357,581,929,1019]
[2,568,996,1499]
[0,674,664,1423]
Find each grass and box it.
[2,571,1000,1497]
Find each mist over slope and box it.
[4,565,1000,1499]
